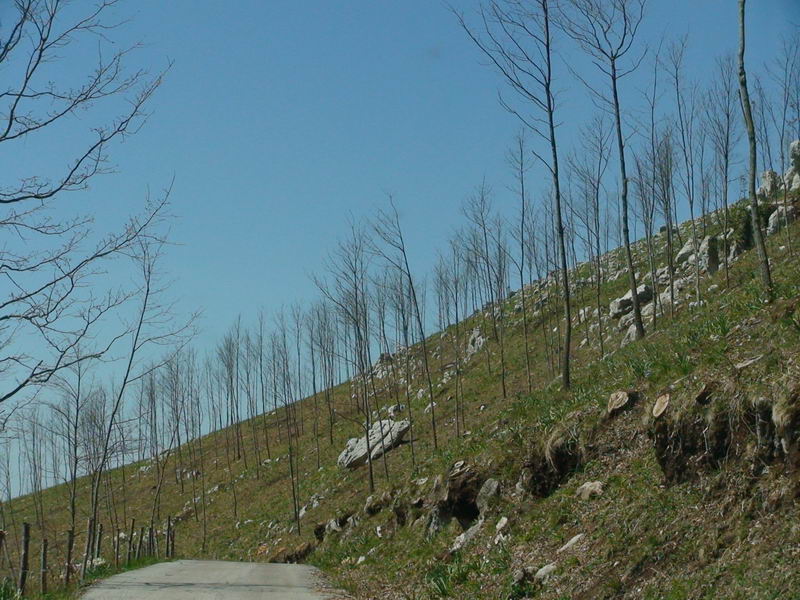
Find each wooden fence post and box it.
[147,526,154,557]
[126,519,135,564]
[39,538,48,595]
[114,528,121,569]
[95,523,103,560]
[165,517,172,558]
[17,522,30,596]
[64,529,75,585]
[170,525,176,558]
[135,527,145,560]
[81,517,93,579]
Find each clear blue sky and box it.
[8,0,799,354]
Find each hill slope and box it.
[2,193,800,600]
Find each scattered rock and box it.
[495,516,509,532]
[694,236,719,274]
[450,518,484,553]
[734,355,763,371]
[676,237,696,264]
[620,323,639,347]
[475,478,500,514]
[535,563,557,582]
[609,284,653,319]
[767,204,798,236]
[557,533,585,554]
[575,480,603,501]
[337,419,411,469]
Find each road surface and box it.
[82,559,346,599]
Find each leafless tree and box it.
[560,0,648,340]
[705,54,741,286]
[738,0,773,300]
[1,1,168,409]
[456,0,572,387]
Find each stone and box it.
[495,516,509,532]
[450,518,484,553]
[607,391,636,417]
[557,533,585,553]
[575,480,604,501]
[386,403,406,418]
[734,355,763,370]
[620,323,639,347]
[695,236,719,274]
[609,284,653,319]
[337,419,411,469]
[676,237,696,264]
[424,402,437,414]
[476,478,500,514]
[767,204,798,236]
[535,563,557,582]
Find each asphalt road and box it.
[81,560,345,599]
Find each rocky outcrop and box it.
[465,328,485,360]
[783,140,800,191]
[767,204,798,236]
[694,235,719,274]
[759,169,783,197]
[675,237,695,264]
[337,419,411,469]
[609,284,653,319]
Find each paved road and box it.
[82,560,346,599]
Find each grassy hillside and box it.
[2,193,800,599]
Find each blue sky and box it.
[5,0,799,355]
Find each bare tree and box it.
[1,1,168,408]
[456,0,572,387]
[705,54,741,287]
[560,0,648,340]
[738,0,773,300]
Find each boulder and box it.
[675,237,695,264]
[783,140,800,191]
[695,236,719,274]
[337,419,411,469]
[609,284,653,319]
[767,204,798,236]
